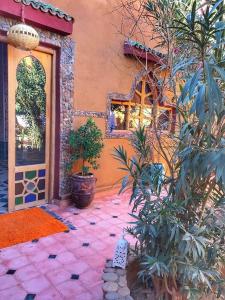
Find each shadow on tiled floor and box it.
[0,189,134,300]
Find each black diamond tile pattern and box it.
[71,274,80,280]
[48,254,57,259]
[32,239,39,243]
[6,269,16,275]
[24,294,36,300]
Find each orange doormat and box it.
[0,207,68,249]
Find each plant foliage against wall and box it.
[114,0,225,298]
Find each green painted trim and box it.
[14,0,74,22]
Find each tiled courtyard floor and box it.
[0,189,134,300]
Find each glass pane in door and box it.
[15,56,46,166]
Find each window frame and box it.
[111,77,174,133]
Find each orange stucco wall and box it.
[46,0,160,191]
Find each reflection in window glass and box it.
[130,106,140,118]
[143,118,152,128]
[16,56,46,166]
[143,107,152,118]
[129,117,140,129]
[129,106,140,129]
[111,104,127,130]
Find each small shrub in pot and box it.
[67,118,104,208]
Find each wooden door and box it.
[8,46,52,211]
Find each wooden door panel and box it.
[8,46,52,211]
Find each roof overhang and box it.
[124,40,165,65]
[0,0,74,36]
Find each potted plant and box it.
[67,118,104,208]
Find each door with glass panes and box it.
[8,45,52,211]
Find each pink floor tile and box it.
[46,268,71,285]
[91,240,108,251]
[66,216,77,223]
[34,259,62,274]
[64,238,82,250]
[84,252,106,269]
[56,251,77,264]
[0,264,7,276]
[56,280,86,298]
[0,285,27,300]
[79,269,102,286]
[0,275,18,290]
[36,287,63,300]
[71,227,86,236]
[86,216,102,223]
[102,247,115,260]
[64,261,89,274]
[28,250,48,263]
[61,211,73,218]
[45,242,67,255]
[107,218,124,225]
[73,291,93,300]
[15,264,40,282]
[39,236,58,247]
[94,213,112,221]
[104,235,120,246]
[90,229,111,240]
[6,255,30,269]
[77,247,97,258]
[0,247,21,261]
[90,283,104,300]
[19,242,41,255]
[76,233,98,243]
[73,219,89,227]
[54,232,75,243]
[21,275,51,294]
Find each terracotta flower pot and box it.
[71,173,96,208]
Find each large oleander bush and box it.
[114,0,225,298]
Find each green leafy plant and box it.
[67,118,104,176]
[114,0,225,298]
